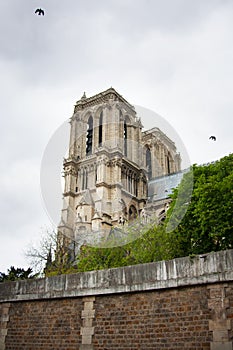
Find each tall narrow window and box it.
[75,178,78,192]
[167,155,170,174]
[95,167,97,183]
[146,147,152,179]
[82,169,88,190]
[86,116,93,155]
[82,169,85,190]
[124,121,127,156]
[99,111,103,146]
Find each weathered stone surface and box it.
[0,303,10,350]
[60,88,181,243]
[209,319,231,331]
[79,345,93,350]
[211,342,233,350]
[0,338,6,350]
[212,330,230,342]
[81,309,95,318]
[0,250,233,349]
[0,250,233,302]
[81,335,92,345]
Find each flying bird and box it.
[209,136,216,141]
[35,8,45,16]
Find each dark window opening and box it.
[75,178,78,192]
[146,147,152,179]
[86,116,93,155]
[124,121,127,156]
[99,111,103,146]
[129,205,137,221]
[82,169,88,190]
[167,156,170,174]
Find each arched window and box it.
[86,116,93,155]
[129,205,137,222]
[146,147,152,179]
[124,121,127,156]
[158,209,166,222]
[99,111,103,146]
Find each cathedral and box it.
[58,88,181,246]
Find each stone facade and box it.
[58,88,181,245]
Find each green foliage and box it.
[40,153,233,275]
[165,153,233,256]
[0,266,36,282]
[77,153,233,272]
[43,235,77,277]
[77,225,173,272]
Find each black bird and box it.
[209,135,216,141]
[35,8,45,16]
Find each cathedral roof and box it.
[143,127,176,149]
[148,170,187,202]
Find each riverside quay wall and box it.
[1,250,233,350]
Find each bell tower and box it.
[58,88,148,246]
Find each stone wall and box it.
[1,250,233,350]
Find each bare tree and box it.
[25,227,75,276]
[25,227,57,274]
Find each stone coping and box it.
[1,250,233,302]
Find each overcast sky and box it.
[0,0,232,272]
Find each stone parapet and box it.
[1,250,233,303]
[1,250,233,349]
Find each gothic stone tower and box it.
[58,88,181,245]
[58,88,148,244]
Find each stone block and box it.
[80,327,94,336]
[211,342,232,350]
[83,301,94,311]
[213,330,229,342]
[209,319,231,331]
[208,298,229,310]
[81,335,92,345]
[79,345,93,350]
[0,340,5,350]
[0,315,9,323]
[83,297,95,302]
[82,318,93,328]
[81,309,95,318]
[1,307,9,317]
[0,330,7,337]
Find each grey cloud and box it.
[0,0,228,86]
[0,0,232,271]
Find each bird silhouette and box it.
[35,8,45,16]
[209,136,216,141]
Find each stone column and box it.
[208,284,232,350]
[68,117,76,157]
[80,297,95,350]
[0,303,10,350]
